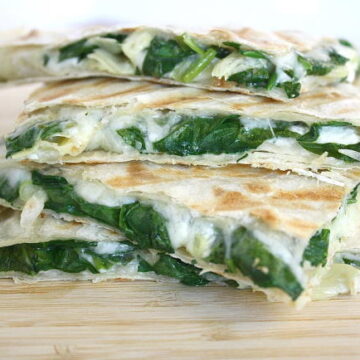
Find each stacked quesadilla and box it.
[2,26,360,306]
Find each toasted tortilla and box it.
[0,26,358,100]
[0,160,359,304]
[6,77,360,184]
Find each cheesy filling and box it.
[40,28,359,99]
[7,107,360,167]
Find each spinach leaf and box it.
[181,48,217,82]
[339,39,353,48]
[307,60,334,76]
[266,72,278,90]
[138,254,209,286]
[205,231,226,265]
[58,39,98,62]
[302,229,330,267]
[347,184,360,205]
[102,33,127,43]
[298,49,348,78]
[329,49,348,65]
[117,127,146,152]
[0,240,135,275]
[43,54,50,66]
[119,202,173,253]
[178,34,204,54]
[31,172,173,253]
[228,68,271,88]
[204,226,304,299]
[6,126,41,158]
[32,171,120,228]
[154,115,242,155]
[298,55,334,76]
[210,46,231,59]
[222,41,268,59]
[40,121,66,141]
[297,122,360,163]
[6,120,68,158]
[142,36,193,77]
[153,115,298,156]
[279,81,301,98]
[0,176,20,204]
[230,227,303,300]
[336,251,360,269]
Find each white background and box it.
[0,0,358,44]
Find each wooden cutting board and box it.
[0,84,360,360]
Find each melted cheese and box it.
[212,53,268,80]
[121,29,156,69]
[87,49,135,75]
[273,52,306,83]
[317,126,360,145]
[0,167,30,188]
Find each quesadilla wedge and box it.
[0,26,358,100]
[0,205,228,286]
[0,161,359,304]
[6,78,360,183]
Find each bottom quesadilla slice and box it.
[0,206,227,286]
[0,161,359,303]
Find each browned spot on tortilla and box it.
[245,181,271,194]
[250,208,279,228]
[213,187,261,211]
[285,217,319,237]
[230,97,278,110]
[272,186,344,202]
[211,77,238,89]
[66,84,154,103]
[136,95,208,110]
[35,84,94,102]
[221,164,275,178]
[19,29,39,41]
[106,162,154,188]
[296,90,342,103]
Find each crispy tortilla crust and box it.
[0,26,351,99]
[22,78,360,125]
[0,26,328,55]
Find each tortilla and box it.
[0,26,358,100]
[6,77,360,184]
[0,160,359,304]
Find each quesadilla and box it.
[0,205,228,286]
[0,26,358,100]
[6,78,360,183]
[0,160,359,304]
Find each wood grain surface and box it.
[0,84,360,360]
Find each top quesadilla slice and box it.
[0,160,359,304]
[6,78,360,184]
[0,205,227,286]
[0,26,358,100]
